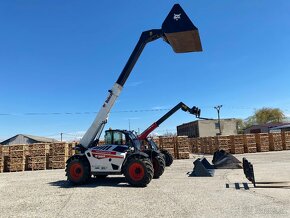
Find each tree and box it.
[236,119,245,134]
[249,107,285,124]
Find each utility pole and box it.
[60,132,63,142]
[214,105,222,135]
[128,119,131,131]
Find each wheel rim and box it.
[69,162,83,181]
[129,163,145,181]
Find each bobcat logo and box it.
[173,13,181,21]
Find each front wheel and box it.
[66,158,90,185]
[124,157,153,187]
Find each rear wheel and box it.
[161,149,174,167]
[66,158,90,185]
[152,155,165,179]
[124,157,153,187]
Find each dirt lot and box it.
[1,151,290,218]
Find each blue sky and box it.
[1,0,290,141]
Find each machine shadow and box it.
[49,177,135,188]
[254,181,290,189]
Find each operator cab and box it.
[104,129,142,151]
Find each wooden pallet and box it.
[255,133,270,152]
[216,136,231,152]
[26,144,49,171]
[189,138,197,153]
[49,160,67,169]
[230,135,245,154]
[49,143,69,156]
[243,134,257,153]
[269,133,283,151]
[27,162,46,171]
[281,131,290,150]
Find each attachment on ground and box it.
[212,150,242,169]
[189,157,215,177]
[242,157,256,187]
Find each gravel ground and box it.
[1,151,290,218]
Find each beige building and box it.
[177,119,238,138]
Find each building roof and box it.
[177,118,237,127]
[244,122,290,130]
[270,124,290,130]
[0,134,58,145]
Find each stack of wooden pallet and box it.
[0,146,3,173]
[230,135,244,154]
[27,143,49,171]
[48,143,69,169]
[176,136,190,159]
[68,142,76,157]
[216,136,231,152]
[8,145,26,172]
[243,134,257,153]
[255,133,269,152]
[269,133,283,151]
[201,137,209,154]
[208,137,217,154]
[159,137,176,159]
[189,138,198,153]
[281,131,290,150]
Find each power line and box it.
[0,105,288,117]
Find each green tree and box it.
[251,107,285,124]
[236,119,245,134]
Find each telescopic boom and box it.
[138,102,200,140]
[79,4,202,149]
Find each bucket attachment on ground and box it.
[242,158,256,187]
[189,157,215,177]
[212,150,242,169]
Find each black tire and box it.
[152,155,165,179]
[161,149,174,167]
[66,158,90,185]
[123,157,153,187]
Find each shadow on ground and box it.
[48,177,137,188]
[255,181,290,189]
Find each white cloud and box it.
[151,106,168,110]
[127,81,143,87]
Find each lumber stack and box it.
[216,136,231,152]
[0,146,3,173]
[255,133,270,152]
[243,134,257,153]
[176,136,190,159]
[8,145,27,172]
[189,138,198,153]
[159,137,176,159]
[269,133,283,151]
[27,143,49,171]
[68,142,76,157]
[48,143,69,169]
[202,137,210,154]
[230,135,245,154]
[281,131,290,150]
[208,137,217,154]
